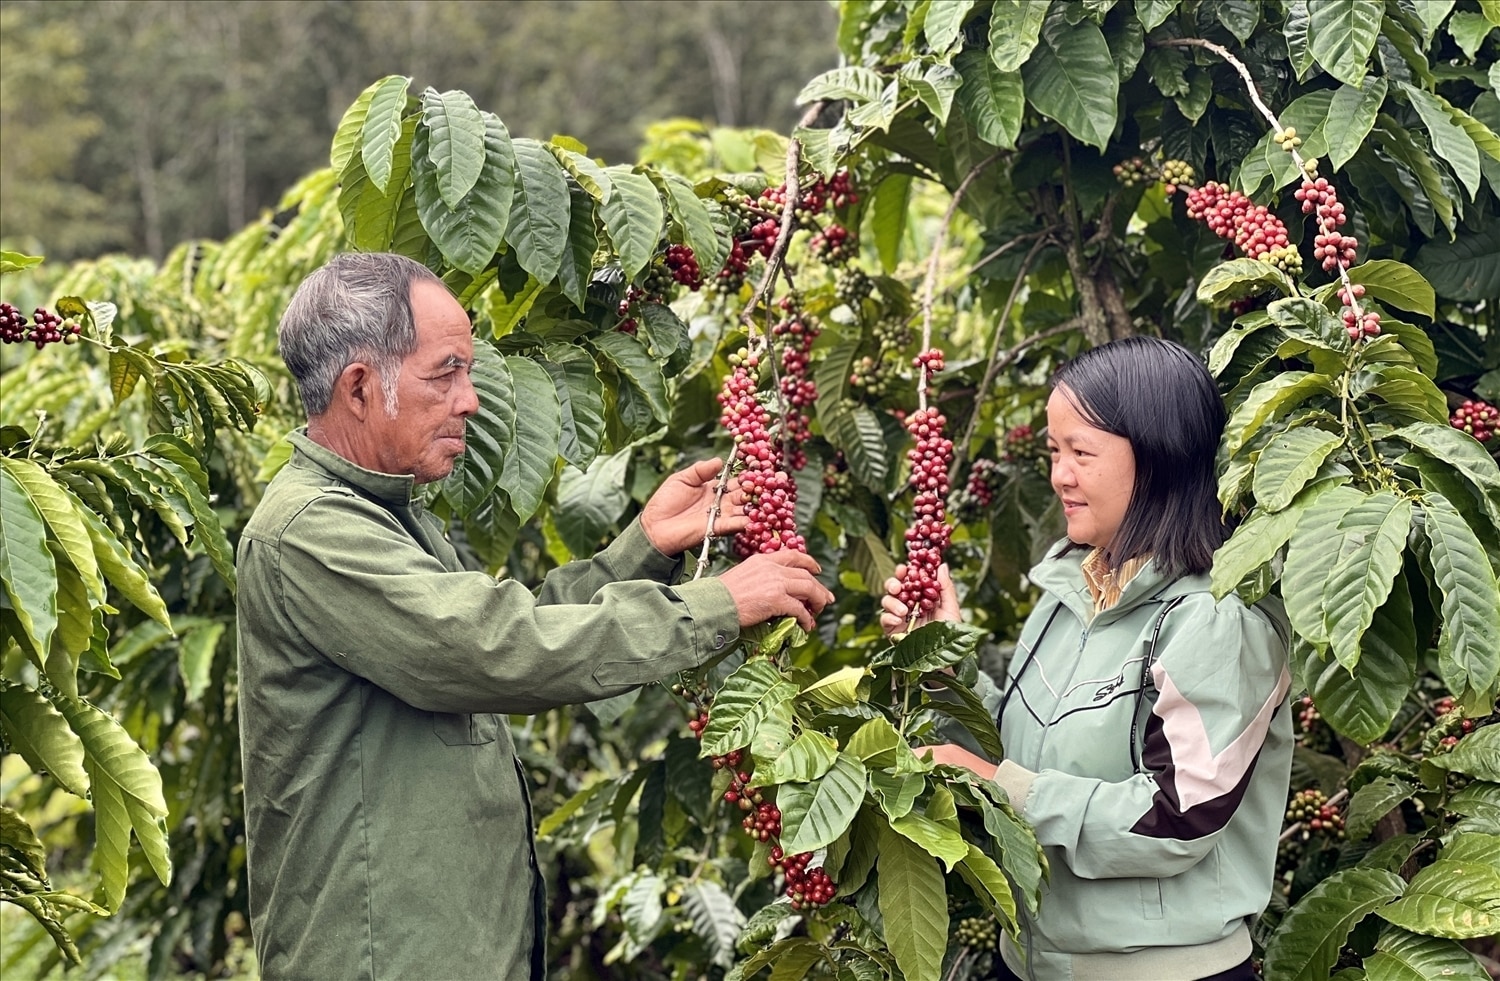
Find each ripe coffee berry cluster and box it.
[951,457,1002,518]
[717,350,805,557]
[897,396,954,618]
[616,285,647,335]
[741,800,781,841]
[774,306,820,472]
[1,304,80,348]
[1450,399,1497,443]
[665,244,703,290]
[1336,283,1380,341]
[716,240,751,292]
[771,848,835,910]
[1296,178,1358,273]
[1185,182,1301,273]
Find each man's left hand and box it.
[642,458,747,556]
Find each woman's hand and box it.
[915,743,998,781]
[878,562,962,635]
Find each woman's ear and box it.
[334,361,377,421]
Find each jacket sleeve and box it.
[533,516,685,604]
[992,598,1291,880]
[275,490,739,715]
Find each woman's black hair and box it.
[1050,335,1227,580]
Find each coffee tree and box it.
[4,2,1500,979]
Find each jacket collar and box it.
[288,428,418,509]
[1031,539,1205,624]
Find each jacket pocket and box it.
[432,712,498,746]
[1141,878,1165,920]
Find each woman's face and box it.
[1046,387,1136,550]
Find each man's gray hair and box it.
[278,252,446,417]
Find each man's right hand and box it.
[717,551,835,631]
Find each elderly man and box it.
[237,252,833,980]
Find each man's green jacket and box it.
[236,432,739,980]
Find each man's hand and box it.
[717,551,835,632]
[916,743,998,781]
[641,457,748,556]
[878,562,961,635]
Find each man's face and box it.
[366,280,479,483]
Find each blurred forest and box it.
[0,0,838,260]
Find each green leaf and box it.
[142,449,237,591]
[1208,315,1277,377]
[881,621,985,673]
[75,505,170,629]
[1365,926,1490,981]
[1252,429,1344,512]
[921,672,1005,758]
[421,88,487,209]
[548,146,611,201]
[1364,364,1449,425]
[505,138,570,283]
[976,793,1045,910]
[1283,486,1367,647]
[820,403,889,491]
[1420,492,1500,701]
[1427,726,1500,782]
[761,731,839,784]
[1223,372,1337,459]
[778,753,867,854]
[956,49,1024,149]
[889,811,967,871]
[1448,12,1494,59]
[88,753,131,911]
[656,172,726,282]
[846,717,906,768]
[871,173,911,274]
[637,303,690,368]
[412,112,514,276]
[681,881,746,970]
[1308,0,1383,87]
[0,463,58,660]
[591,331,669,424]
[600,167,665,281]
[870,770,925,819]
[1377,846,1500,938]
[847,78,901,131]
[924,0,976,51]
[553,450,630,557]
[177,621,223,705]
[797,66,886,104]
[0,683,89,798]
[1284,1,1316,79]
[903,61,962,126]
[1411,223,1500,303]
[1269,296,1351,353]
[876,820,948,981]
[1325,78,1388,171]
[1021,12,1119,150]
[1346,261,1436,320]
[1345,777,1416,841]
[541,344,606,470]
[988,1,1048,72]
[0,250,44,274]
[699,659,799,757]
[557,187,600,311]
[1307,574,1417,743]
[1137,0,1176,31]
[360,75,412,195]
[498,356,561,523]
[1402,83,1483,200]
[442,343,515,512]
[801,666,871,709]
[1197,259,1296,306]
[1409,0,1457,44]
[330,76,384,171]
[0,458,102,603]
[1263,867,1406,981]
[1216,0,1260,42]
[1375,117,1457,236]
[956,842,1019,930]
[1322,491,1412,671]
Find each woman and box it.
[883,337,1292,981]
